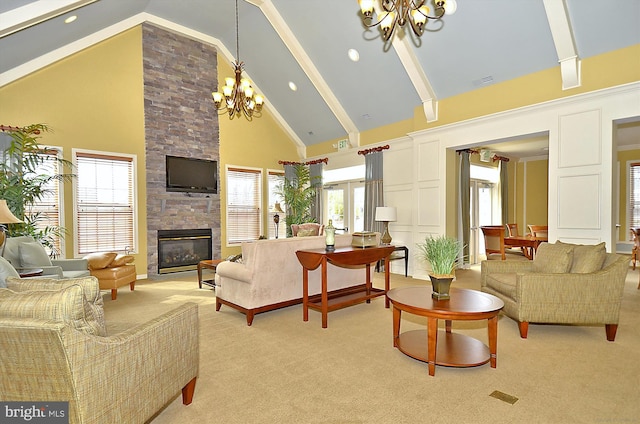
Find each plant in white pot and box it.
[416,235,463,300]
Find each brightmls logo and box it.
[1,402,68,423]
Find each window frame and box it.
[72,148,138,256]
[267,169,286,239]
[225,165,263,246]
[627,161,640,241]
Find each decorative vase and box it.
[429,275,454,300]
[325,219,336,252]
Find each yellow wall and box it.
[217,60,300,257]
[515,160,549,232]
[0,25,302,267]
[0,27,147,268]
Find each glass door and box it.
[470,180,497,264]
[324,181,364,234]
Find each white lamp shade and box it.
[375,206,397,222]
[0,200,22,224]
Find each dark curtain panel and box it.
[364,151,384,234]
[500,160,509,226]
[459,151,470,265]
[283,164,295,237]
[309,163,323,223]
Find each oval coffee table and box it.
[386,286,504,376]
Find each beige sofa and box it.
[481,242,629,341]
[215,233,378,325]
[0,276,199,424]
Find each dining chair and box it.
[527,225,548,238]
[481,226,526,261]
[631,228,640,271]
[506,223,519,237]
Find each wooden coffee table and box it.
[197,259,223,289]
[386,286,504,376]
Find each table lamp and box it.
[272,202,284,239]
[0,200,23,257]
[375,206,397,245]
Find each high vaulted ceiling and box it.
[1,0,639,156]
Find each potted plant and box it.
[416,235,463,300]
[273,164,319,237]
[0,124,74,255]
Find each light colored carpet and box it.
[102,266,640,424]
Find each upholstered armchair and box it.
[0,276,199,424]
[3,236,90,278]
[481,242,629,341]
[84,252,137,300]
[291,223,324,237]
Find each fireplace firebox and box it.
[158,229,212,274]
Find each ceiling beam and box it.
[543,0,581,90]
[392,32,439,122]
[249,0,359,145]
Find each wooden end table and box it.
[387,286,504,376]
[197,259,223,289]
[17,268,44,278]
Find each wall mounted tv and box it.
[166,155,217,194]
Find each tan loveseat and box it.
[0,276,199,423]
[481,242,629,341]
[215,233,378,325]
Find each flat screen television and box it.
[166,155,217,194]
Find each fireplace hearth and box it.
[158,229,212,274]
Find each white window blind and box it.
[629,162,640,239]
[27,149,62,255]
[268,170,286,239]
[75,152,135,254]
[227,167,262,244]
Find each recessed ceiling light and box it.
[64,15,77,24]
[348,49,360,62]
[288,81,297,91]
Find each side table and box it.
[197,259,223,289]
[375,245,408,277]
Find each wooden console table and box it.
[296,245,395,328]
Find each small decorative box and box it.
[351,231,377,248]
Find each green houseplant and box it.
[416,235,463,300]
[274,164,318,237]
[0,124,74,255]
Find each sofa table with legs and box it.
[387,286,504,376]
[296,245,395,328]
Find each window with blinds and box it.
[27,149,62,255]
[267,170,286,239]
[629,162,640,239]
[75,151,136,254]
[227,166,262,244]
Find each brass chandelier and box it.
[212,0,264,120]
[358,0,457,41]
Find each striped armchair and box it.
[481,242,629,341]
[0,277,199,424]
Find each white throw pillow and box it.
[18,241,52,267]
[0,256,19,288]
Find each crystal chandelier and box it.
[358,0,457,41]
[212,0,264,120]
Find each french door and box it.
[469,179,497,264]
[323,181,365,234]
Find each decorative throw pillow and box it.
[532,242,574,273]
[0,256,19,288]
[296,228,318,237]
[569,242,606,273]
[18,241,52,267]
[6,276,107,336]
[0,284,104,336]
[84,252,118,270]
[110,254,135,267]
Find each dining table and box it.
[504,234,548,259]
